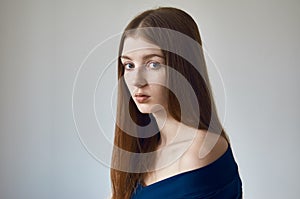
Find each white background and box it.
[0,0,299,198]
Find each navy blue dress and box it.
[131,144,242,199]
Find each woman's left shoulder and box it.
[179,130,228,172]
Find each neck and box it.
[151,109,181,147]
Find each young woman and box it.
[110,7,243,199]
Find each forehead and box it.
[122,37,163,57]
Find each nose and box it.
[132,68,147,88]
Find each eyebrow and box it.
[120,53,165,61]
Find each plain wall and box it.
[1,0,299,198]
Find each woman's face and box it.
[121,36,168,114]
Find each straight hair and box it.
[110,7,228,199]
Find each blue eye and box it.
[148,62,160,69]
[124,63,134,70]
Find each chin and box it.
[137,104,165,114]
[136,106,152,114]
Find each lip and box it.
[134,93,150,103]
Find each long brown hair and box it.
[110,7,228,199]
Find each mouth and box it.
[134,93,150,103]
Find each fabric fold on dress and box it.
[131,144,243,199]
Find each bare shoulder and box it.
[179,130,228,172]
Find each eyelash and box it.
[123,61,161,71]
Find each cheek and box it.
[126,84,134,94]
[123,72,130,85]
[123,78,134,94]
[147,72,166,86]
[154,86,168,100]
